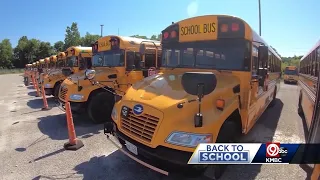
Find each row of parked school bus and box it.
[23,15,320,179]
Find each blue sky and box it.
[0,0,319,57]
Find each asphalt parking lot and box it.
[0,74,311,180]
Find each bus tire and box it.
[298,91,304,116]
[203,114,241,180]
[87,91,115,124]
[53,82,61,99]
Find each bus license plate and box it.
[125,141,138,155]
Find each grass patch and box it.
[0,69,24,75]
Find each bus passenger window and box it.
[181,48,194,66]
[252,46,258,75]
[169,50,179,66]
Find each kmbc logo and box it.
[266,142,288,158]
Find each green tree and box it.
[0,39,14,68]
[26,39,40,63]
[64,22,81,49]
[13,36,29,68]
[36,41,54,60]
[150,34,161,41]
[81,32,100,47]
[54,41,64,52]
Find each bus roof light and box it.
[170,31,177,38]
[231,23,239,31]
[221,24,228,32]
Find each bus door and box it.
[248,45,269,127]
[143,51,158,78]
[79,53,92,70]
[139,44,158,78]
[118,50,143,89]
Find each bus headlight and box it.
[69,94,84,100]
[111,106,118,121]
[44,84,52,88]
[85,69,96,80]
[166,132,212,148]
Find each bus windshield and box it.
[57,60,65,68]
[49,61,55,68]
[92,50,125,67]
[161,39,247,71]
[284,68,298,75]
[66,56,78,67]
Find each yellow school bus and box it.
[283,66,298,84]
[106,15,282,179]
[63,46,92,76]
[44,57,51,73]
[298,39,320,130]
[24,64,33,84]
[57,46,93,102]
[43,52,67,97]
[58,35,161,123]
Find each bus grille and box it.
[59,85,68,102]
[120,107,160,143]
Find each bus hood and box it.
[124,71,240,110]
[94,67,119,76]
[67,71,86,83]
[48,69,62,76]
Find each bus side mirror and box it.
[181,72,217,97]
[181,72,217,128]
[258,45,269,65]
[139,44,146,55]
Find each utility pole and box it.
[118,28,119,35]
[258,0,262,36]
[100,25,104,37]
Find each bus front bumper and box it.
[104,122,205,175]
[284,79,297,83]
[58,99,87,113]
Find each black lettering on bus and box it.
[203,22,216,33]
[181,25,202,36]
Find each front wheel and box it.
[202,120,240,180]
[87,92,115,124]
[53,82,61,98]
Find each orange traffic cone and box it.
[41,84,51,111]
[311,164,320,180]
[63,94,84,150]
[33,76,41,97]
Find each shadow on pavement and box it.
[15,134,49,152]
[27,85,35,89]
[33,148,65,162]
[37,113,102,141]
[298,112,310,142]
[32,173,80,180]
[27,91,38,96]
[221,99,284,180]
[26,97,56,109]
[74,150,163,180]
